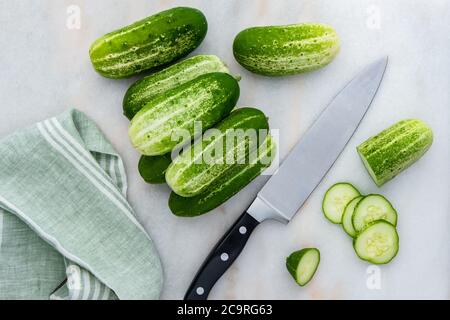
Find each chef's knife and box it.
[184,57,388,300]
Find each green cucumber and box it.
[322,183,360,224]
[353,221,399,264]
[165,107,269,197]
[169,134,275,216]
[342,195,364,237]
[233,23,340,76]
[357,119,433,186]
[286,248,320,286]
[123,55,231,119]
[138,154,172,184]
[129,72,239,156]
[352,194,397,233]
[89,7,207,78]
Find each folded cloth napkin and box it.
[0,109,163,300]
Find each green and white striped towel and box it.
[0,109,163,300]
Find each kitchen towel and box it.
[0,109,163,300]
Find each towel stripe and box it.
[0,209,4,250]
[38,121,147,236]
[47,119,139,229]
[101,286,111,300]
[91,277,101,300]
[116,157,128,196]
[48,119,134,214]
[0,194,113,297]
[81,270,91,300]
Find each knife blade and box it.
[184,57,388,300]
[249,56,388,223]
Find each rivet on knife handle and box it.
[184,211,259,300]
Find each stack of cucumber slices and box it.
[323,183,399,264]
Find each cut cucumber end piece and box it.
[322,183,360,224]
[138,154,172,184]
[342,195,364,237]
[286,248,320,286]
[357,119,433,187]
[357,149,383,187]
[353,221,399,264]
[352,194,397,232]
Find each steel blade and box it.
[248,57,388,223]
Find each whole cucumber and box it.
[138,154,172,184]
[165,107,269,197]
[129,72,239,156]
[233,23,339,76]
[123,55,231,119]
[357,119,433,186]
[89,7,207,78]
[169,134,275,216]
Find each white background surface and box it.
[0,0,449,299]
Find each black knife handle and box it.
[184,211,260,300]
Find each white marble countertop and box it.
[1,0,449,299]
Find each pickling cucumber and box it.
[357,119,433,186]
[123,55,231,119]
[353,221,399,264]
[129,72,240,156]
[322,183,360,224]
[169,134,275,216]
[342,195,364,237]
[352,194,397,233]
[233,23,340,76]
[138,154,172,184]
[89,7,207,78]
[165,107,269,197]
[286,248,320,286]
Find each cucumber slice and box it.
[352,194,397,232]
[322,183,360,224]
[353,221,399,264]
[286,248,320,286]
[342,195,364,237]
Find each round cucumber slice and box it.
[352,194,397,232]
[286,248,320,286]
[322,183,360,224]
[342,196,364,237]
[353,221,399,264]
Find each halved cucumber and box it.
[352,194,397,233]
[286,248,320,286]
[322,183,360,224]
[353,221,399,264]
[342,195,364,237]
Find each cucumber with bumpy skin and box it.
[357,119,433,187]
[342,195,363,237]
[165,107,269,197]
[233,23,340,76]
[286,248,320,286]
[353,221,399,264]
[352,194,397,233]
[123,55,231,119]
[89,7,207,78]
[169,134,275,216]
[129,72,239,156]
[138,154,172,184]
[322,183,360,224]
